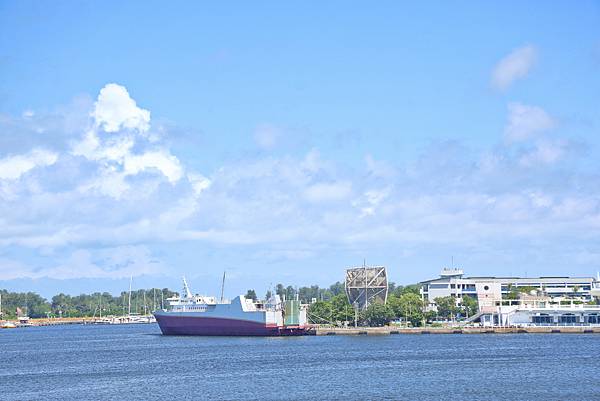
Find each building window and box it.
[532,315,552,325]
[559,314,577,325]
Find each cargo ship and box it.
[154,278,308,336]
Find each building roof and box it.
[420,275,595,284]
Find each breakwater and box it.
[311,326,600,335]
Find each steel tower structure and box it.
[345,265,388,311]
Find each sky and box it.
[1,1,600,298]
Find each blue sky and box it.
[1,2,600,298]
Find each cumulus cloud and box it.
[2,83,600,285]
[71,83,185,198]
[491,45,537,90]
[504,102,556,142]
[92,83,150,133]
[0,148,58,180]
[123,150,183,183]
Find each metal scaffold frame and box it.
[345,265,388,311]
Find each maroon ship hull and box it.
[154,313,305,336]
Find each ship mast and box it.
[220,271,226,303]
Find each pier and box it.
[311,326,600,335]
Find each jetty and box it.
[310,326,600,335]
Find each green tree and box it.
[434,296,459,320]
[285,286,296,300]
[329,294,352,322]
[361,303,394,326]
[307,301,333,324]
[391,284,421,298]
[398,293,424,326]
[328,282,345,296]
[460,295,479,317]
[245,289,257,301]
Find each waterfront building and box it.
[479,298,600,327]
[420,268,600,313]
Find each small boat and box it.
[1,321,17,329]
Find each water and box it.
[1,324,599,401]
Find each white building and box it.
[420,268,600,313]
[479,295,600,327]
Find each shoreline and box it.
[2,319,600,335]
[311,326,600,335]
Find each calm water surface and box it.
[1,324,599,400]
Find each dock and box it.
[311,326,600,335]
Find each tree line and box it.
[0,288,177,319]
[2,281,480,324]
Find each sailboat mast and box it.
[220,271,226,303]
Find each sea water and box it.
[1,324,599,400]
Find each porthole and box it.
[484,285,489,291]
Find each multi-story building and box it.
[420,268,600,312]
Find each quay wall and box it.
[312,326,600,336]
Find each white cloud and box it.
[187,173,212,195]
[0,148,58,180]
[92,83,150,133]
[254,124,280,150]
[4,83,600,284]
[0,246,163,280]
[71,84,185,198]
[77,167,130,199]
[491,45,537,90]
[72,129,135,162]
[504,102,556,142]
[519,139,569,167]
[304,181,352,203]
[354,187,391,217]
[124,150,183,183]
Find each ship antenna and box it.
[220,271,226,303]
